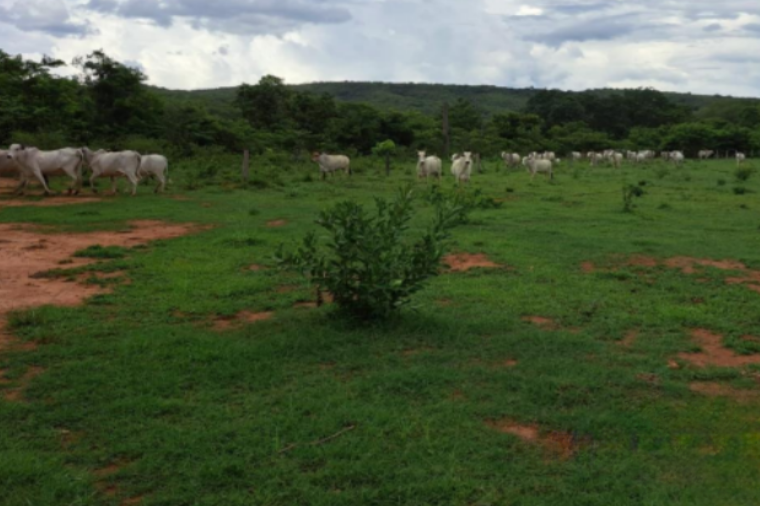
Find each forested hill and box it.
[151,81,756,119]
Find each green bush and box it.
[622,184,645,212]
[735,167,754,182]
[276,186,466,320]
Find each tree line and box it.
[1,49,759,160]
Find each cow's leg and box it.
[155,174,165,193]
[30,169,54,195]
[110,177,118,195]
[127,174,139,196]
[13,176,28,196]
[90,173,99,194]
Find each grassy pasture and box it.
[2,157,760,505]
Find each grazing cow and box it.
[501,151,521,168]
[6,144,83,195]
[312,152,350,180]
[609,152,624,168]
[571,151,582,162]
[139,154,169,193]
[670,151,685,166]
[417,151,442,181]
[589,152,605,167]
[698,150,714,160]
[83,147,142,195]
[451,152,473,184]
[523,156,553,180]
[737,152,746,165]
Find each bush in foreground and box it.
[276,186,465,320]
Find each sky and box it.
[1,0,759,96]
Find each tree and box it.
[235,75,292,131]
[74,49,163,140]
[372,140,396,176]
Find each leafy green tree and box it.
[372,139,396,176]
[235,75,292,131]
[74,50,163,140]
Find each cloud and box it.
[0,0,94,37]
[84,0,352,34]
[0,0,759,98]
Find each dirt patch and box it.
[620,330,639,347]
[212,311,274,331]
[294,301,318,309]
[246,264,266,272]
[689,382,760,403]
[436,298,454,307]
[580,262,596,273]
[0,220,205,353]
[664,257,747,274]
[0,196,103,209]
[502,359,518,368]
[450,389,466,401]
[443,253,501,272]
[2,366,45,402]
[627,255,659,268]
[485,419,578,459]
[589,255,760,296]
[678,329,760,368]
[266,220,288,228]
[522,316,559,330]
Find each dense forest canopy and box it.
[2,49,759,159]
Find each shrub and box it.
[717,178,726,186]
[622,184,645,212]
[733,186,750,195]
[735,167,754,182]
[276,186,466,320]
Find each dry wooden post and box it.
[442,102,450,158]
[242,149,250,182]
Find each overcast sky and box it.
[1,0,759,96]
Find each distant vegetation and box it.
[2,49,759,161]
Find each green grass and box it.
[2,157,760,505]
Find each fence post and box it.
[242,149,250,182]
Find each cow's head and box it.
[7,144,26,160]
[462,152,472,167]
[311,151,322,162]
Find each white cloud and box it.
[0,0,758,98]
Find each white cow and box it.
[670,151,685,166]
[501,151,521,168]
[571,151,582,162]
[698,150,714,160]
[139,154,169,193]
[83,147,142,195]
[609,152,624,168]
[312,152,350,180]
[589,152,605,167]
[451,152,473,184]
[0,150,22,194]
[6,144,83,195]
[417,151,442,181]
[737,152,746,165]
[523,156,553,180]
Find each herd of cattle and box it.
[0,144,168,195]
[0,145,751,195]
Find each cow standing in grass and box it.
[139,154,169,193]
[451,152,473,185]
[523,156,554,181]
[417,151,442,182]
[312,152,351,180]
[6,144,83,196]
[83,147,142,196]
